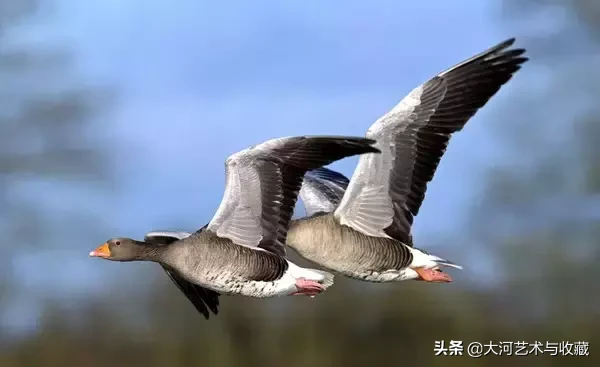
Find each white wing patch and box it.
[339,184,393,237]
[207,151,265,249]
[215,205,261,247]
[334,84,425,238]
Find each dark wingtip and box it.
[493,37,527,58]
[439,37,528,78]
[199,307,210,320]
[490,37,520,54]
[361,137,378,146]
[200,288,221,316]
[498,37,516,47]
[161,266,220,321]
[320,136,381,154]
[350,137,380,154]
[367,140,381,153]
[368,146,381,154]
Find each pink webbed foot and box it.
[414,267,453,283]
[292,278,325,297]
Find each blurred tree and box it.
[0,0,113,324]
[469,0,600,323]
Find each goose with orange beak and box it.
[89,167,357,319]
[90,136,380,319]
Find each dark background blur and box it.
[0,1,598,366]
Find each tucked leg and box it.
[292,278,325,296]
[414,267,453,283]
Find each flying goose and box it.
[89,136,380,318]
[284,38,529,283]
[143,167,351,318]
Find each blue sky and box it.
[4,1,537,332]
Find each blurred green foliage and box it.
[0,0,113,307]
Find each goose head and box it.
[89,238,160,262]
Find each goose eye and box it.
[115,241,121,246]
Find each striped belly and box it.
[168,238,298,298]
[287,214,413,282]
[176,266,298,298]
[347,267,419,282]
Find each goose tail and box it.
[310,268,335,289]
[286,261,335,290]
[430,255,463,270]
[410,247,463,270]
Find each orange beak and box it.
[89,243,111,258]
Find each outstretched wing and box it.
[144,231,220,320]
[207,136,380,257]
[335,38,528,245]
[300,167,350,216]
